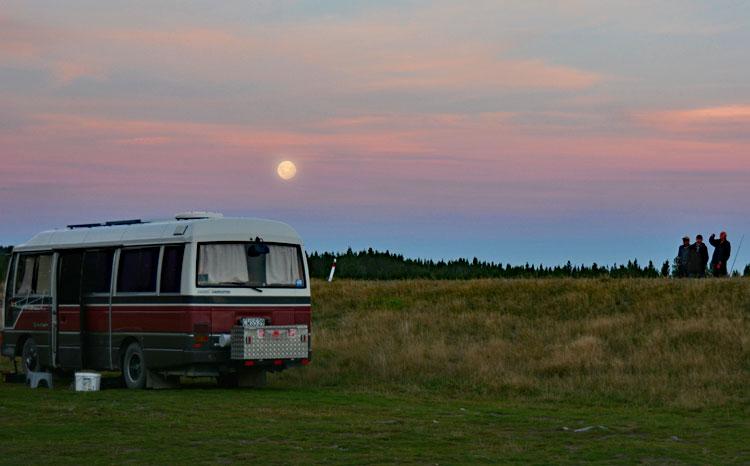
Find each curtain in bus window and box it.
[198,244,249,285]
[15,255,35,295]
[35,254,53,296]
[266,245,301,285]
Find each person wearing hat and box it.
[676,236,691,277]
[709,231,731,277]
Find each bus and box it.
[1,212,311,388]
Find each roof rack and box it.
[105,219,143,226]
[67,219,145,229]
[67,222,104,229]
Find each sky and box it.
[1,0,749,269]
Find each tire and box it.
[122,342,147,389]
[21,338,41,374]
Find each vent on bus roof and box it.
[67,219,145,229]
[175,211,224,220]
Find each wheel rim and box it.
[128,353,142,382]
[23,341,38,372]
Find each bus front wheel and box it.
[122,342,147,389]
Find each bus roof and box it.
[13,216,303,252]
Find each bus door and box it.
[57,249,115,369]
[56,251,83,368]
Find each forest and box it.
[307,248,750,280]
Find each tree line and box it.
[1,245,748,282]
[307,248,750,280]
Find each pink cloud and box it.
[318,112,515,132]
[106,28,250,52]
[51,61,105,84]
[18,113,433,157]
[636,105,750,134]
[360,54,600,91]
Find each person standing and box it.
[677,236,691,277]
[687,235,709,278]
[709,232,731,277]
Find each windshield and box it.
[197,242,305,288]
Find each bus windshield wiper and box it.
[213,281,264,292]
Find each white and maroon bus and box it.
[1,212,311,388]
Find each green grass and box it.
[0,381,747,464]
[1,278,749,464]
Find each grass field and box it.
[1,278,748,464]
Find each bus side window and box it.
[58,252,84,304]
[13,253,53,297]
[4,254,18,324]
[118,247,159,293]
[14,255,36,296]
[82,250,114,294]
[160,245,184,293]
[36,255,53,296]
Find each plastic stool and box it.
[26,371,53,389]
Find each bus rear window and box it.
[197,243,305,288]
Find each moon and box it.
[277,160,297,180]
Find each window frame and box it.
[115,246,162,295]
[195,241,306,289]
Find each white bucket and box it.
[74,372,101,392]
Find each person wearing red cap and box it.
[709,231,731,277]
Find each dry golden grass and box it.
[274,278,750,408]
[2,279,747,407]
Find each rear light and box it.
[192,323,210,348]
[244,360,255,367]
[301,358,310,366]
[273,359,283,366]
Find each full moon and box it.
[277,160,297,180]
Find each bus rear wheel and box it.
[21,338,41,373]
[122,342,147,389]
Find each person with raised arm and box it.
[709,231,731,277]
